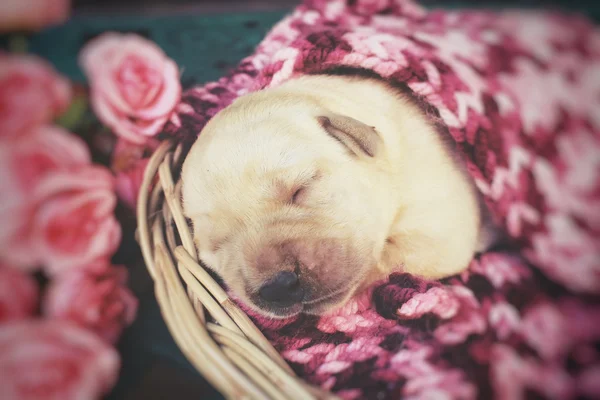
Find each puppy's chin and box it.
[244,286,356,319]
[247,297,304,319]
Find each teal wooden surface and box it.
[27,11,287,85]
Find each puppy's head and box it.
[181,89,396,317]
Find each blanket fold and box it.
[163,1,600,398]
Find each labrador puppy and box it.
[181,73,497,318]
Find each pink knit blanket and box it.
[164,1,600,398]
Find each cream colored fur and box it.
[181,74,488,317]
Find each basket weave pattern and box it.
[136,141,337,399]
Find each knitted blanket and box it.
[163,1,600,398]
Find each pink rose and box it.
[0,53,71,140]
[115,158,149,209]
[111,137,145,171]
[80,33,181,144]
[111,136,159,173]
[111,137,159,209]
[0,264,38,322]
[0,0,70,33]
[0,320,119,400]
[0,126,90,268]
[33,166,121,276]
[44,261,138,344]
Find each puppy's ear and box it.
[317,114,382,158]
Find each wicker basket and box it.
[136,141,337,400]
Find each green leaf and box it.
[56,95,89,131]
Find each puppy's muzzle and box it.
[246,238,366,316]
[258,271,304,307]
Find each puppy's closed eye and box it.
[317,113,382,158]
[290,186,308,204]
[283,171,320,205]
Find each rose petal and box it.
[0,320,119,400]
[114,158,149,209]
[0,265,38,322]
[91,91,168,144]
[0,54,72,139]
[33,172,121,276]
[0,0,70,33]
[134,59,181,120]
[0,126,91,269]
[34,165,114,201]
[44,262,138,343]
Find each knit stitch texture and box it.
[164,1,600,398]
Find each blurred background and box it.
[73,0,298,13]
[70,0,600,14]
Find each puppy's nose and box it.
[259,271,304,306]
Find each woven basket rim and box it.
[136,140,337,400]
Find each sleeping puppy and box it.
[181,73,497,318]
